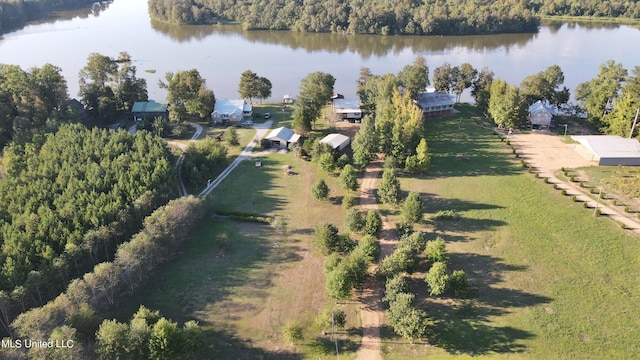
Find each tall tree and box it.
[452,63,477,103]
[352,114,378,168]
[78,53,118,121]
[113,52,148,111]
[520,64,568,106]
[159,69,215,121]
[488,78,528,128]
[255,76,272,103]
[472,66,494,115]
[575,60,628,126]
[433,63,453,93]
[397,56,429,99]
[295,71,335,132]
[238,70,258,102]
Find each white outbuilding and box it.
[571,135,640,166]
[320,133,351,151]
[528,100,557,128]
[265,127,300,149]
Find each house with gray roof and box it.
[416,92,455,117]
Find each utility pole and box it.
[332,311,340,359]
[629,108,640,139]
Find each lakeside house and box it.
[332,98,362,122]
[211,99,252,125]
[416,92,455,117]
[529,100,557,128]
[131,101,169,121]
[265,127,300,149]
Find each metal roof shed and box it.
[571,135,640,166]
[320,133,351,151]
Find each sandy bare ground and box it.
[355,160,397,360]
[509,131,640,234]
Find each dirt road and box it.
[355,160,397,360]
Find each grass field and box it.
[381,112,640,359]
[111,150,363,359]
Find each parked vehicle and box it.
[241,120,254,127]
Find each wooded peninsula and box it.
[148,0,640,35]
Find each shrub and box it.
[595,209,601,216]
[344,207,364,233]
[341,195,357,209]
[311,178,329,201]
[625,206,631,213]
[570,175,576,182]
[364,209,382,236]
[282,323,304,344]
[319,153,336,173]
[357,235,381,263]
[535,173,540,178]
[425,262,450,296]
[584,202,589,208]
[620,222,628,229]
[544,177,550,184]
[432,209,459,221]
[395,221,413,237]
[561,189,567,195]
[571,196,577,202]
[425,236,448,263]
[336,154,350,169]
[611,199,617,206]
[225,126,239,146]
[401,192,424,224]
[449,270,471,297]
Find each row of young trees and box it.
[1,197,206,359]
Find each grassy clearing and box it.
[382,112,640,359]
[111,150,363,359]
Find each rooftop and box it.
[333,98,361,112]
[320,133,350,149]
[416,91,455,107]
[571,135,640,159]
[131,101,168,113]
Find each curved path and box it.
[172,123,203,197]
[355,159,398,360]
[198,121,272,197]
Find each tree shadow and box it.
[205,327,303,359]
[410,253,551,356]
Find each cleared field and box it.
[382,111,640,359]
[111,151,362,359]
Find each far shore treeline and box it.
[148,0,640,35]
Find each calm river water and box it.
[1,0,639,103]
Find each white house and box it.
[320,133,351,151]
[332,98,362,122]
[416,92,455,117]
[265,127,300,149]
[529,100,557,128]
[211,99,252,125]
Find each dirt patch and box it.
[508,131,593,177]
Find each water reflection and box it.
[150,20,537,58]
[0,1,112,36]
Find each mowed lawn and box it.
[111,150,362,359]
[383,111,640,359]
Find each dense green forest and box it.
[0,124,175,292]
[147,0,640,36]
[0,0,100,33]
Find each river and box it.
[1,0,639,103]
